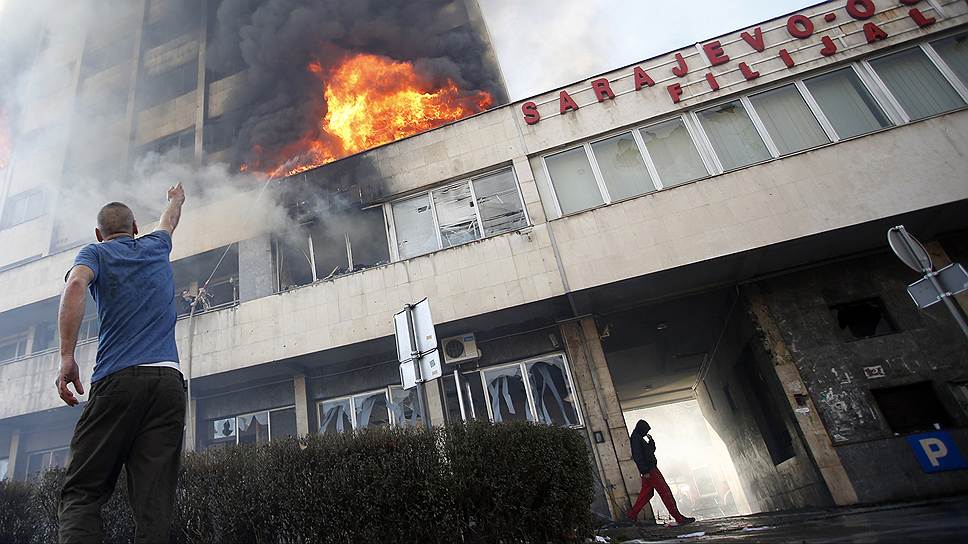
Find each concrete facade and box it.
[1,0,967,522]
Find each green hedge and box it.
[0,422,594,543]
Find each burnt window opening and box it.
[138,59,199,110]
[80,32,135,76]
[830,297,899,340]
[273,196,390,292]
[172,244,239,316]
[871,381,954,435]
[138,128,196,164]
[735,346,795,465]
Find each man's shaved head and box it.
[97,202,135,237]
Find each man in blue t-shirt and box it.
[56,183,186,543]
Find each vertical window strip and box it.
[921,40,968,104]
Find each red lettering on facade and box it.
[779,48,796,68]
[739,62,760,80]
[590,78,615,102]
[740,27,766,52]
[672,52,689,78]
[705,72,720,91]
[863,21,889,43]
[559,90,579,114]
[521,101,540,125]
[787,15,815,39]
[633,67,655,90]
[909,8,936,27]
[846,0,876,20]
[824,13,837,22]
[703,41,730,66]
[667,83,684,104]
[820,35,838,56]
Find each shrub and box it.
[1,422,594,543]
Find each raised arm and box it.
[157,182,186,236]
[57,265,94,406]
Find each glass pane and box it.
[870,47,965,120]
[639,118,707,188]
[26,452,50,479]
[49,448,69,470]
[0,342,18,362]
[483,366,533,422]
[318,399,352,434]
[269,408,298,441]
[933,33,968,87]
[749,84,829,155]
[590,132,656,201]
[353,391,390,429]
[545,147,604,214]
[208,417,237,447]
[0,458,8,481]
[389,387,424,427]
[527,355,580,426]
[697,100,771,170]
[392,194,438,259]
[473,169,528,236]
[804,68,891,139]
[237,412,270,445]
[433,182,481,249]
[461,372,489,421]
[441,375,463,423]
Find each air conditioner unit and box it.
[441,333,480,365]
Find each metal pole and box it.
[405,304,429,426]
[926,271,968,341]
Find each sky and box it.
[478,0,809,100]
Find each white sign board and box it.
[393,298,441,389]
[907,263,968,309]
[419,350,443,383]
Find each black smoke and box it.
[208,0,507,170]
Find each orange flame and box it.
[254,53,492,177]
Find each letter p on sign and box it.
[906,431,968,473]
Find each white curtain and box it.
[697,100,771,171]
[804,68,891,139]
[640,117,708,188]
[590,132,656,201]
[870,47,965,120]
[750,84,829,155]
[932,33,968,88]
[545,146,604,214]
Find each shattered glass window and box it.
[483,365,533,423]
[392,194,439,259]
[433,182,481,249]
[318,398,352,434]
[353,390,390,429]
[389,386,423,427]
[527,356,580,426]
[473,169,528,236]
[590,132,656,201]
[237,412,270,445]
[208,417,237,447]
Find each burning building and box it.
[2,0,968,524]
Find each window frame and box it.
[25,446,70,478]
[454,352,585,428]
[206,405,296,447]
[316,385,426,432]
[0,333,29,363]
[384,166,530,262]
[1,189,47,230]
[541,115,715,217]
[860,42,968,124]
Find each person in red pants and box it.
[627,419,696,526]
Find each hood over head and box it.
[633,419,651,435]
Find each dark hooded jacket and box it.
[630,420,657,475]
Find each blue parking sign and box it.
[906,431,968,473]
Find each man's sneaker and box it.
[667,517,696,527]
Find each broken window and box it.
[204,406,296,449]
[173,244,239,316]
[872,381,954,435]
[483,365,533,423]
[390,167,527,260]
[472,169,528,236]
[318,389,396,433]
[442,371,490,423]
[274,195,390,290]
[354,390,391,429]
[527,356,580,426]
[318,398,353,435]
[389,386,423,428]
[0,458,8,481]
[829,297,898,340]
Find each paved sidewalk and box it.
[599,495,968,543]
